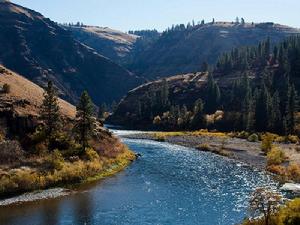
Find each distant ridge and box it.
[0,1,143,104]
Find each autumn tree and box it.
[249,188,282,225]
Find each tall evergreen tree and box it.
[285,82,297,134]
[98,103,108,119]
[161,78,169,107]
[74,91,95,151]
[191,99,205,129]
[205,73,220,113]
[40,81,61,146]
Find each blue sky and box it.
[12,0,300,32]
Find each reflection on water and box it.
[0,136,278,225]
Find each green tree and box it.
[191,99,206,129]
[98,103,108,119]
[205,73,220,113]
[74,91,95,151]
[111,101,118,112]
[285,82,298,134]
[161,78,169,107]
[40,81,61,146]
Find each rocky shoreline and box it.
[122,132,299,171]
[0,188,71,206]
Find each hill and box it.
[0,64,135,197]
[67,25,139,65]
[127,22,300,79]
[0,1,142,105]
[109,36,300,135]
[0,65,76,118]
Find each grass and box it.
[153,129,228,140]
[0,147,135,197]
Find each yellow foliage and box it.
[153,129,227,140]
[278,198,300,225]
[48,149,65,170]
[0,147,135,196]
[286,163,300,183]
[85,148,99,161]
[267,147,286,166]
[261,133,274,153]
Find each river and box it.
[0,130,278,225]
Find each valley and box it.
[0,0,300,224]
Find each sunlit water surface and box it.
[0,130,278,225]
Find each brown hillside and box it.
[0,66,76,118]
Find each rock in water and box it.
[280,183,300,195]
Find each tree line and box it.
[129,36,300,135]
[40,81,95,152]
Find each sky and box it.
[11,0,300,32]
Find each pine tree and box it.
[111,101,118,112]
[74,91,95,151]
[205,73,220,113]
[285,83,297,134]
[269,91,282,133]
[201,61,209,72]
[98,103,107,119]
[40,81,61,146]
[255,83,269,131]
[161,79,169,107]
[191,99,205,129]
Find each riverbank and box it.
[122,131,300,171]
[0,147,136,205]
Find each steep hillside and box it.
[67,25,138,64]
[127,22,300,79]
[0,1,142,104]
[0,65,76,118]
[0,65,76,136]
[0,65,135,197]
[110,36,300,135]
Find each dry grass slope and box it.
[0,66,76,118]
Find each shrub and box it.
[2,83,10,93]
[197,143,212,151]
[153,116,161,125]
[237,131,250,139]
[286,163,300,183]
[267,165,287,177]
[48,149,65,170]
[278,198,300,225]
[267,147,286,166]
[11,169,40,191]
[261,133,274,153]
[85,148,99,161]
[49,132,74,151]
[248,133,259,142]
[288,135,299,144]
[0,141,25,164]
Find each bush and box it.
[261,133,274,153]
[85,148,99,161]
[2,83,10,93]
[237,131,250,139]
[48,149,65,170]
[0,141,25,164]
[286,163,300,183]
[267,165,287,177]
[288,135,299,144]
[49,132,74,151]
[248,133,259,142]
[197,143,212,151]
[278,198,300,225]
[153,116,161,125]
[267,147,286,166]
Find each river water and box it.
[0,130,278,225]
